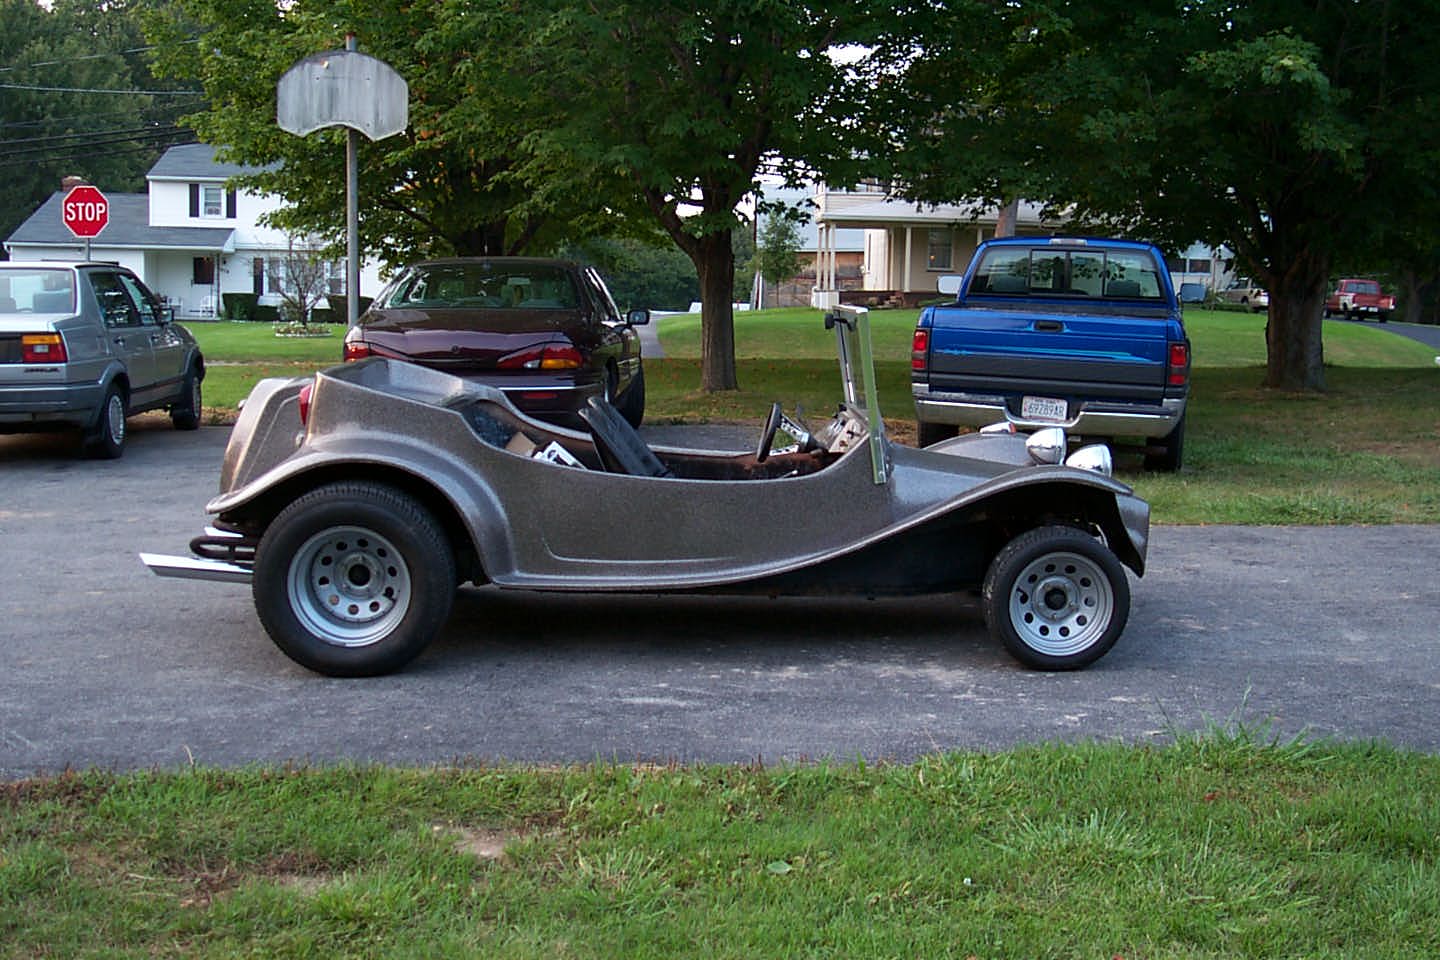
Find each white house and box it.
[4,144,383,320]
[809,181,1235,308]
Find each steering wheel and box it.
[755,402,784,462]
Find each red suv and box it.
[1324,278,1395,323]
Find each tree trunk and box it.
[1264,257,1329,391]
[994,198,1020,238]
[694,232,738,392]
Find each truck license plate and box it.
[1021,395,1068,422]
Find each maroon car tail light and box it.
[498,343,583,371]
[298,383,313,425]
[343,340,373,362]
[21,333,67,363]
[911,328,929,371]
[1167,341,1190,387]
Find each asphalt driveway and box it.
[2,424,1438,778]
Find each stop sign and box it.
[61,184,109,239]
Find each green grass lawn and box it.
[4,731,1437,958]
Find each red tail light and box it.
[298,383,313,425]
[911,328,929,371]
[21,333,67,363]
[343,340,373,362]
[1167,341,1190,387]
[498,343,583,370]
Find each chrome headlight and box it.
[1065,444,1113,476]
[1025,426,1066,465]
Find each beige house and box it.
[810,182,1061,308]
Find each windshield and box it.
[0,268,75,314]
[379,262,579,310]
[827,304,887,484]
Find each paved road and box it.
[2,423,1438,778]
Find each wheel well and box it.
[957,481,1144,576]
[226,463,485,584]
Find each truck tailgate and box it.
[924,306,1171,398]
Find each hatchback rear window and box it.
[970,247,1165,300]
[0,268,75,314]
[381,264,579,309]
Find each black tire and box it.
[252,482,456,677]
[983,525,1130,671]
[82,383,127,459]
[916,420,957,447]
[617,366,646,428]
[1144,413,1185,472]
[171,364,203,430]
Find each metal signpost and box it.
[62,183,109,260]
[277,37,408,326]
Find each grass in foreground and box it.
[3,733,1437,958]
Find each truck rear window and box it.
[970,248,1165,300]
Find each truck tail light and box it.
[911,328,929,371]
[21,333,67,363]
[1167,341,1190,387]
[298,383,313,425]
[499,343,583,370]
[343,340,372,362]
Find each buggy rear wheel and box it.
[253,481,455,676]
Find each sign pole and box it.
[344,34,361,328]
[276,39,407,331]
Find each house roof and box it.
[816,195,1054,230]
[146,143,270,181]
[5,193,236,253]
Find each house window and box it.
[192,257,215,285]
[267,258,285,294]
[326,261,346,295]
[201,186,223,218]
[927,230,953,271]
[1187,258,1211,274]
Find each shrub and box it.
[223,292,260,322]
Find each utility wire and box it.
[0,83,202,95]
[0,39,202,74]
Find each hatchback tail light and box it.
[910,327,929,371]
[21,333,67,363]
[1167,341,1190,387]
[498,343,583,370]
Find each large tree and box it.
[470,0,875,391]
[145,0,624,266]
[0,0,189,245]
[876,0,1440,391]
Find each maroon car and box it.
[342,258,648,425]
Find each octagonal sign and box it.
[62,184,109,239]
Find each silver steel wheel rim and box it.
[1008,550,1113,656]
[286,525,411,648]
[105,393,125,445]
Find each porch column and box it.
[811,222,840,309]
[903,226,914,298]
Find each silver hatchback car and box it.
[0,261,205,458]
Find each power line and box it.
[0,130,197,169]
[0,39,202,74]
[0,82,203,96]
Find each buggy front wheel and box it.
[982,525,1130,670]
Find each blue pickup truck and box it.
[911,237,1191,471]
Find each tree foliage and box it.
[876,0,1440,390]
[145,0,624,267]
[475,0,876,391]
[752,212,805,289]
[0,0,190,247]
